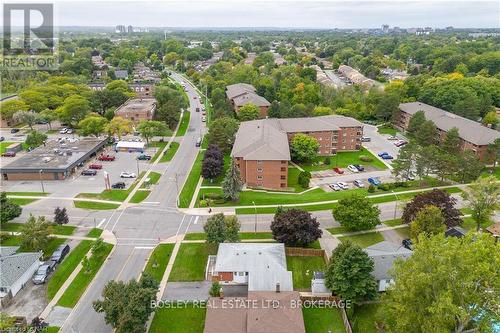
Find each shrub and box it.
[368,184,376,193]
[359,155,374,162]
[324,156,331,165]
[378,184,390,191]
[209,281,221,297]
[199,199,207,207]
[298,171,311,188]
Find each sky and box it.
[8,0,500,28]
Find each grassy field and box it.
[303,307,347,333]
[130,190,151,203]
[149,304,206,333]
[73,201,120,210]
[395,226,411,239]
[77,172,145,202]
[338,232,384,248]
[169,243,217,281]
[286,255,327,290]
[383,218,403,227]
[184,232,274,241]
[47,240,93,300]
[159,142,180,162]
[179,151,203,208]
[144,244,175,282]
[300,148,387,172]
[350,303,382,333]
[461,216,493,231]
[9,198,38,205]
[46,327,60,333]
[377,125,398,136]
[5,191,49,196]
[201,154,231,187]
[176,111,191,137]
[288,167,308,192]
[1,223,76,236]
[57,242,113,308]
[86,228,103,238]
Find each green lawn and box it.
[57,242,113,308]
[149,141,167,162]
[169,243,217,281]
[0,234,22,246]
[377,125,397,136]
[288,167,307,192]
[461,216,493,231]
[179,151,203,208]
[159,142,180,162]
[130,190,151,203]
[201,154,231,187]
[383,218,403,227]
[303,307,347,333]
[176,111,191,137]
[350,303,383,333]
[73,201,120,210]
[38,238,66,260]
[9,198,38,205]
[46,327,60,333]
[76,172,146,202]
[338,232,384,248]
[144,243,175,282]
[149,304,206,333]
[47,240,93,300]
[86,228,103,238]
[1,223,76,236]
[300,148,387,172]
[286,256,327,290]
[184,232,274,241]
[395,226,411,239]
[5,191,49,196]
[0,142,14,154]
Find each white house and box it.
[0,247,42,299]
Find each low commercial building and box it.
[226,83,271,118]
[396,102,500,161]
[0,138,107,181]
[231,115,363,189]
[115,98,156,125]
[0,247,42,299]
[115,140,145,152]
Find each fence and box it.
[285,247,325,257]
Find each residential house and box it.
[231,116,363,189]
[338,65,376,88]
[226,83,271,118]
[396,102,500,161]
[445,226,467,238]
[364,241,412,292]
[114,69,129,80]
[0,247,42,299]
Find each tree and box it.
[13,110,37,130]
[93,274,159,333]
[92,238,106,256]
[37,109,57,130]
[455,151,483,183]
[25,130,47,149]
[203,213,241,244]
[406,110,426,138]
[332,195,381,231]
[20,215,52,251]
[375,92,400,121]
[221,160,243,201]
[415,120,438,146]
[271,208,322,247]
[461,176,500,231]
[441,127,461,155]
[391,142,419,180]
[209,281,221,297]
[380,233,499,333]
[0,192,22,224]
[1,100,29,121]
[409,205,445,239]
[207,117,239,153]
[81,256,91,273]
[202,145,223,181]
[136,120,168,144]
[224,215,241,242]
[58,95,90,126]
[324,241,377,304]
[402,189,461,228]
[298,171,311,188]
[78,116,109,137]
[486,137,500,166]
[290,133,320,163]
[106,116,133,139]
[237,103,260,121]
[54,207,69,225]
[482,110,498,128]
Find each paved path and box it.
[319,229,341,259]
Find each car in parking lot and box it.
[98,154,116,161]
[10,128,19,133]
[0,136,4,142]
[88,163,102,169]
[120,172,136,178]
[402,239,413,250]
[193,96,197,99]
[394,140,408,147]
[378,152,388,157]
[111,182,126,189]
[381,154,393,160]
[137,154,152,160]
[387,135,398,140]
[59,128,68,134]
[51,244,70,263]
[337,182,349,190]
[81,169,97,176]
[354,180,365,188]
[66,129,74,134]
[32,261,56,285]
[202,116,206,122]
[361,136,371,142]
[347,165,359,173]
[354,164,364,172]
[1,151,16,157]
[333,167,344,174]
[368,177,381,186]
[329,183,341,191]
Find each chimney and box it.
[275,282,280,293]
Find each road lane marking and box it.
[134,246,155,250]
[175,214,186,237]
[141,201,160,205]
[116,247,135,280]
[193,216,199,225]
[110,207,128,232]
[183,215,194,234]
[97,218,106,228]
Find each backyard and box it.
[149,304,206,333]
[169,243,217,281]
[338,232,384,248]
[349,303,383,333]
[286,255,327,290]
[303,307,347,333]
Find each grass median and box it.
[2,223,76,236]
[143,243,175,282]
[86,228,103,238]
[130,190,151,203]
[159,142,180,163]
[73,201,120,210]
[176,111,190,137]
[178,151,203,208]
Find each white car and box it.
[66,129,73,134]
[347,165,359,173]
[354,180,365,188]
[59,128,68,134]
[329,183,341,191]
[337,182,349,190]
[202,116,206,122]
[120,172,136,178]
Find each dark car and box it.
[0,136,4,142]
[402,239,413,251]
[354,164,365,172]
[111,182,126,189]
[1,151,16,157]
[50,244,70,263]
[137,154,152,160]
[81,169,97,176]
[32,261,56,285]
[381,154,393,160]
[10,128,19,133]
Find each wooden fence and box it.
[285,247,325,257]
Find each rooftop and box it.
[0,247,41,288]
[226,83,256,100]
[399,102,500,146]
[365,241,412,280]
[115,98,156,116]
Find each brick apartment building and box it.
[231,115,363,189]
[115,98,156,125]
[396,102,500,161]
[226,83,271,118]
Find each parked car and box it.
[88,164,102,169]
[10,128,19,133]
[137,154,151,160]
[120,172,136,178]
[347,165,359,173]
[387,135,398,140]
[381,154,393,160]
[337,182,349,190]
[59,128,68,134]
[0,136,5,142]
[1,151,16,157]
[402,239,413,250]
[368,177,381,186]
[202,110,206,115]
[329,183,341,191]
[195,107,200,112]
[405,173,416,181]
[81,169,97,176]
[354,180,365,188]
[354,164,365,172]
[111,182,126,189]
[51,244,70,263]
[66,129,74,134]
[378,152,389,157]
[196,137,202,147]
[333,167,344,174]
[98,154,116,161]
[32,261,56,284]
[394,140,408,147]
[361,136,371,142]
[202,116,206,122]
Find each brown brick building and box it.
[226,83,271,118]
[115,98,156,125]
[396,102,500,161]
[231,115,363,190]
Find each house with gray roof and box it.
[364,241,412,292]
[0,247,42,299]
[396,102,500,161]
[114,69,129,80]
[226,83,271,118]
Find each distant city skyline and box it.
[26,0,500,29]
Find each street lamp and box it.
[39,169,45,193]
[391,190,399,220]
[252,201,257,233]
[136,159,140,176]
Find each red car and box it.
[89,163,103,169]
[1,151,16,157]
[98,154,115,161]
[333,167,344,174]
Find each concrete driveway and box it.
[163,282,211,301]
[362,124,403,166]
[1,281,48,321]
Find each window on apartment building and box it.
[281,160,287,164]
[325,143,329,147]
[343,133,347,136]
[257,175,263,180]
[281,175,286,180]
[257,168,263,173]
[318,137,323,140]
[280,183,286,188]
[281,167,286,172]
[257,160,263,164]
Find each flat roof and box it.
[0,138,107,173]
[116,98,156,115]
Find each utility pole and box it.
[39,169,45,193]
[174,173,179,206]
[391,190,399,220]
[136,159,140,176]
[252,201,257,233]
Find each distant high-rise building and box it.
[127,25,134,33]
[115,25,126,33]
[382,24,389,33]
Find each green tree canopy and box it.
[409,205,445,240]
[237,103,260,121]
[461,176,500,231]
[0,192,22,224]
[332,195,381,231]
[221,160,243,201]
[290,133,320,163]
[136,120,168,144]
[78,116,109,137]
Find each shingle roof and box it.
[226,83,256,100]
[114,69,128,79]
[364,241,412,280]
[399,102,500,146]
[0,246,19,257]
[0,249,41,288]
[233,93,271,107]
